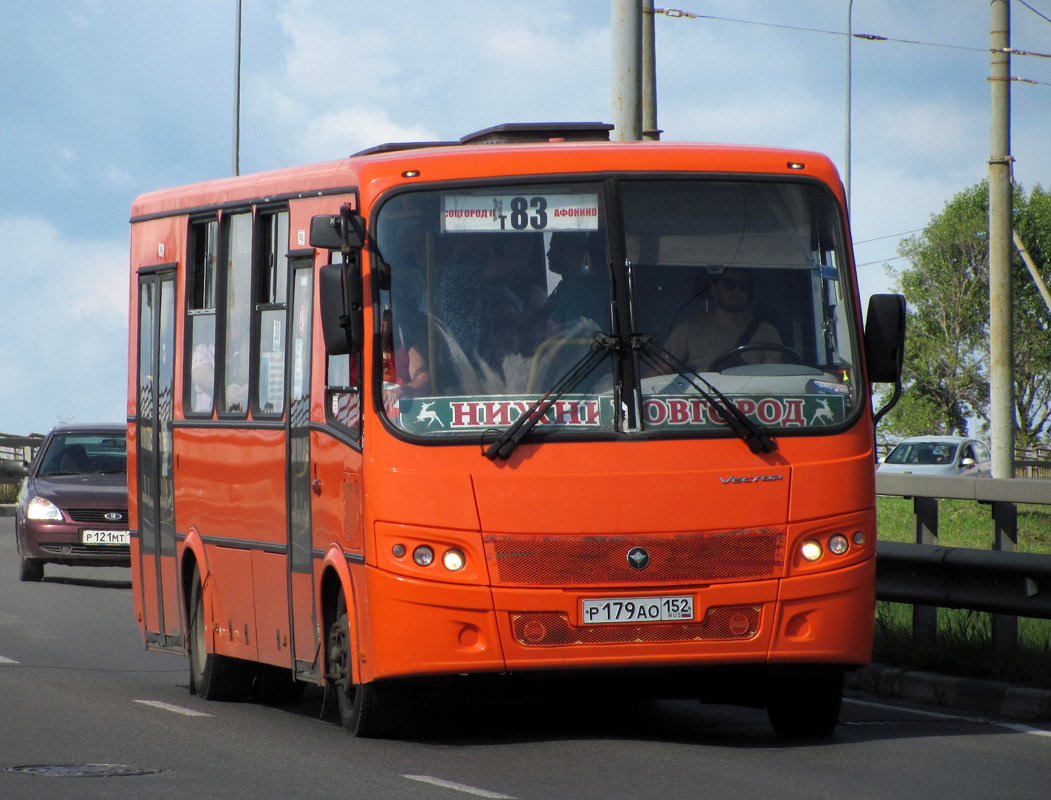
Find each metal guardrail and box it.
[875,472,1051,651]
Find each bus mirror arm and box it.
[316,206,366,356]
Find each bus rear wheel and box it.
[766,672,843,739]
[188,566,254,701]
[327,593,404,738]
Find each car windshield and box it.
[37,433,127,476]
[375,178,859,441]
[886,442,960,466]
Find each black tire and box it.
[19,558,44,582]
[254,663,307,705]
[326,592,405,738]
[766,672,843,739]
[187,566,255,701]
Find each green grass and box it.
[875,496,1051,689]
[0,484,17,504]
[876,495,1051,553]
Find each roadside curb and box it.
[847,662,1051,721]
[0,505,14,518]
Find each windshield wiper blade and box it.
[638,338,778,455]
[483,333,618,461]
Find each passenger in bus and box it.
[663,268,781,372]
[190,341,215,413]
[381,311,430,414]
[434,235,533,389]
[545,232,609,330]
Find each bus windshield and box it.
[376,178,859,439]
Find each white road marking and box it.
[844,697,1051,737]
[0,655,18,665]
[134,700,212,717]
[403,774,516,799]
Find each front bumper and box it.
[359,556,875,681]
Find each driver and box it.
[664,268,782,372]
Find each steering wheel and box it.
[709,342,804,373]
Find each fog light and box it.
[828,534,849,556]
[392,544,406,558]
[801,540,822,562]
[442,548,465,571]
[853,531,866,546]
[412,545,434,567]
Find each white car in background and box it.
[878,436,993,477]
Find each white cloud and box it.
[0,217,127,434]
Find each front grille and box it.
[511,605,761,647]
[67,508,128,524]
[484,529,785,586]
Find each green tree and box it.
[881,181,1051,447]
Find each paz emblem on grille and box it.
[626,547,650,570]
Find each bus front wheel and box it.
[766,672,843,739]
[327,593,404,738]
[188,566,254,701]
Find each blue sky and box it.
[2,0,1049,435]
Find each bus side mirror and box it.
[319,256,363,355]
[310,208,365,250]
[864,294,905,384]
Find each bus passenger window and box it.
[186,218,218,415]
[221,212,252,414]
[254,210,289,416]
[327,354,361,434]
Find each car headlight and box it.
[27,496,63,521]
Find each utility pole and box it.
[845,0,854,212]
[612,0,642,141]
[642,0,661,140]
[989,0,1014,479]
[233,0,242,176]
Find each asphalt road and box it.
[2,513,1051,800]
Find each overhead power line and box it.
[649,7,1051,60]
[1018,0,1051,27]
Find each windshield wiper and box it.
[483,333,618,461]
[637,338,778,455]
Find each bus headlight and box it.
[27,496,63,521]
[412,545,435,567]
[442,548,465,572]
[828,534,850,556]
[800,539,823,562]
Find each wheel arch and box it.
[320,549,364,686]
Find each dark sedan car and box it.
[15,424,129,582]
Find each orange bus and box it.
[128,122,904,739]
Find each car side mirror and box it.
[960,458,976,468]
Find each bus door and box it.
[135,268,181,651]
[286,258,320,680]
